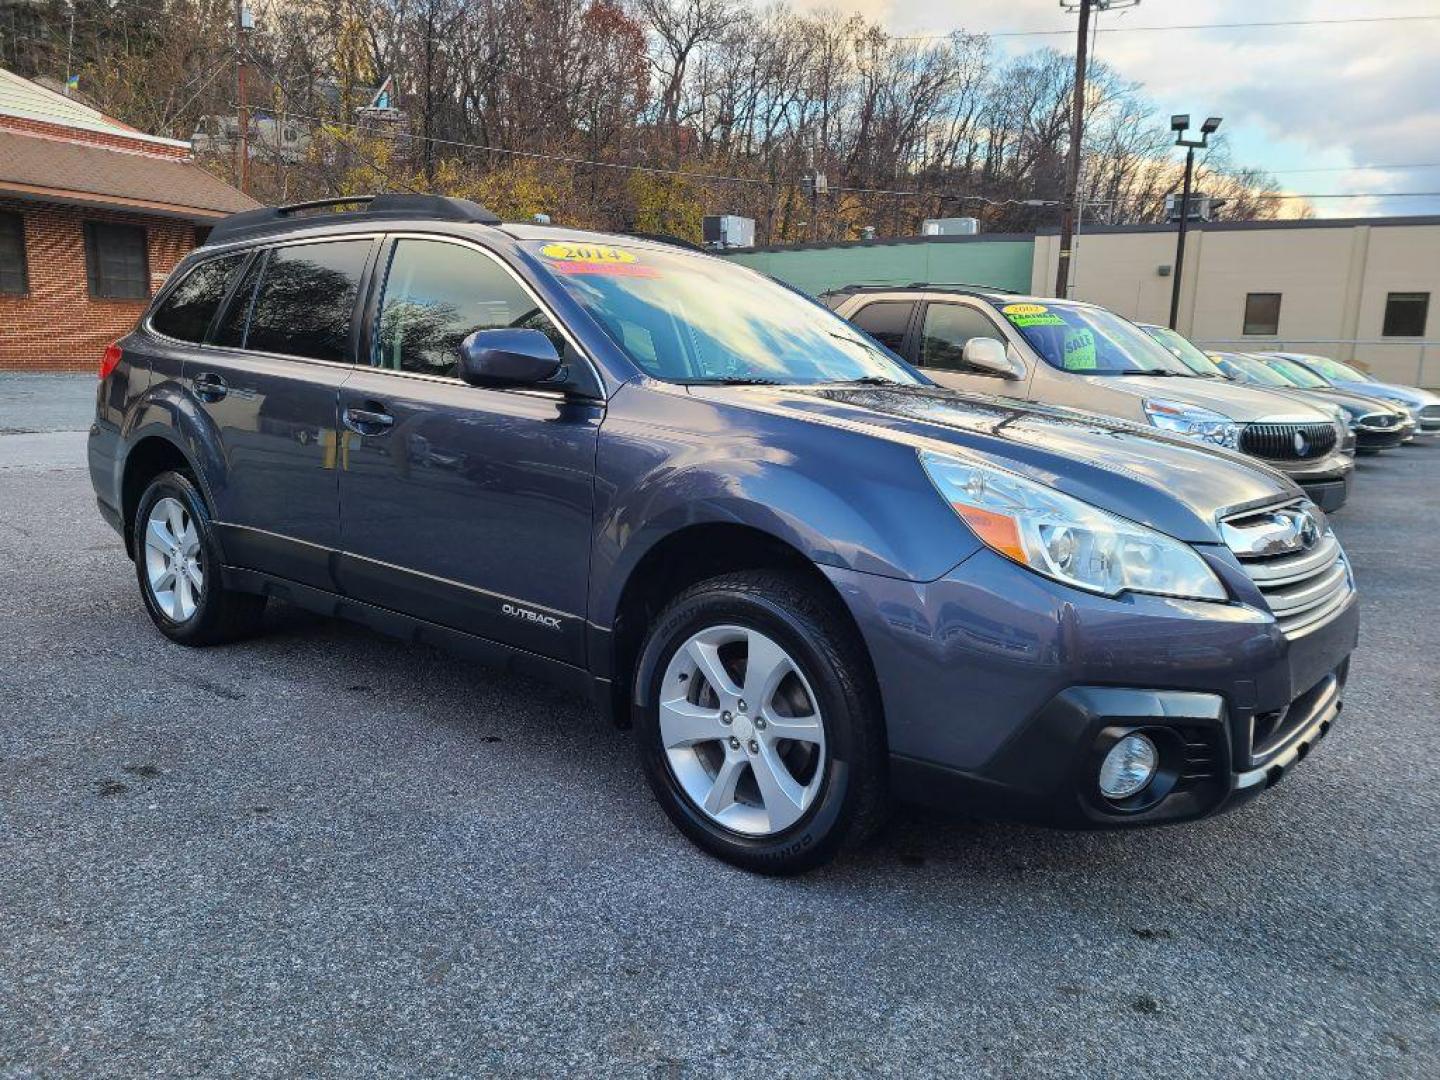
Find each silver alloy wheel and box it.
[659,624,827,836]
[143,496,204,622]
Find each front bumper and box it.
[1269,454,1352,511]
[823,544,1359,829]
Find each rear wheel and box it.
[635,570,887,874]
[133,470,266,645]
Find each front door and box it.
[335,237,601,666]
[188,237,376,586]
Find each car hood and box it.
[1301,387,1409,416]
[692,383,1301,543]
[1070,374,1333,421]
[1329,380,1440,410]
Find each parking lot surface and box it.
[1,378,1437,1077]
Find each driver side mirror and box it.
[459,328,563,389]
[962,336,1023,380]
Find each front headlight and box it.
[1142,399,1241,449]
[919,451,1227,601]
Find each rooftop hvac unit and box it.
[921,217,980,237]
[702,215,756,250]
[1165,193,1227,223]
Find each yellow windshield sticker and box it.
[1062,328,1098,370]
[538,241,656,278]
[1002,302,1065,328]
[540,242,638,264]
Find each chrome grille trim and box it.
[1223,501,1353,637]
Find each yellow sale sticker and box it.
[1001,303,1049,316]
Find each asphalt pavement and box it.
[1,375,1437,1077]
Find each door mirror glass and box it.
[459,328,562,388]
[962,336,1022,379]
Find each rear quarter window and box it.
[149,253,247,342]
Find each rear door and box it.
[188,236,377,587]
[334,235,602,665]
[912,301,1033,398]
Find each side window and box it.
[1382,292,1429,337]
[213,253,264,349]
[245,240,371,362]
[84,222,149,299]
[149,254,247,342]
[850,301,915,352]
[0,211,27,295]
[919,304,1005,370]
[1243,292,1282,336]
[374,239,562,379]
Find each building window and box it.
[0,211,26,295]
[1243,292,1281,336]
[84,222,150,299]
[1382,292,1429,337]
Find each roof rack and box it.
[204,193,501,246]
[818,281,1022,297]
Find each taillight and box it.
[99,342,123,380]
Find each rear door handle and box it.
[343,405,395,434]
[193,372,228,402]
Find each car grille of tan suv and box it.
[1221,503,1353,637]
[1238,421,1338,461]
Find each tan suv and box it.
[828,286,1353,511]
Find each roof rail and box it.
[818,281,1022,298]
[204,193,501,246]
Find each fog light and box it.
[1099,734,1158,800]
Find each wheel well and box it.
[120,437,195,555]
[606,524,876,729]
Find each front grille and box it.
[1357,411,1397,429]
[1420,405,1440,431]
[1223,503,1354,637]
[1238,421,1338,461]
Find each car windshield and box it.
[999,302,1194,376]
[1222,353,1295,387]
[1294,354,1368,382]
[1263,356,1331,388]
[527,240,921,385]
[1142,325,1227,377]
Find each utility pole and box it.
[1055,0,1139,298]
[235,1,251,195]
[1167,114,1222,329]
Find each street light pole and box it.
[1167,114,1221,330]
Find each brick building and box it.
[0,68,259,371]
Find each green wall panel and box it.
[721,239,1035,296]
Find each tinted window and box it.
[213,253,263,349]
[850,301,915,351]
[84,222,149,299]
[150,254,246,342]
[1383,292,1429,337]
[919,304,1004,370]
[374,239,561,378]
[0,211,26,295]
[1243,292,1281,336]
[245,240,370,362]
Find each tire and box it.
[132,470,266,646]
[634,569,887,874]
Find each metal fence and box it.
[1197,339,1440,388]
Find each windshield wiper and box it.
[833,375,906,386]
[1116,369,1184,377]
[685,376,785,386]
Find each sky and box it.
[791,0,1440,218]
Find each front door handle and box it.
[343,405,395,434]
[193,372,228,402]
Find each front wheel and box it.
[634,570,887,874]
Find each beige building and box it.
[1033,216,1440,387]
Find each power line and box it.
[897,13,1440,41]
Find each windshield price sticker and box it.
[1062,328,1098,370]
[1001,302,1064,328]
[539,242,657,278]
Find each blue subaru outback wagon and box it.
[89,195,1359,873]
